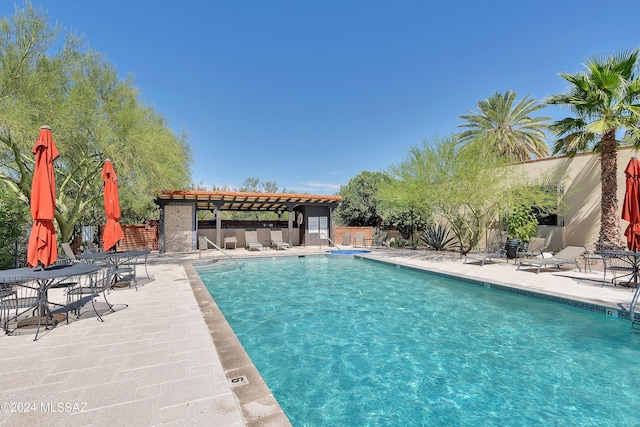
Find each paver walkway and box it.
[0,253,246,426]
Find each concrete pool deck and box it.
[0,246,637,426]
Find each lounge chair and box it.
[371,231,388,248]
[517,245,586,274]
[464,247,507,266]
[224,235,237,249]
[514,237,546,263]
[198,236,209,250]
[244,230,264,251]
[270,229,290,250]
[342,233,351,246]
[60,242,80,263]
[84,241,101,253]
[354,232,366,248]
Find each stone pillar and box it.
[163,203,196,252]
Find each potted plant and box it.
[502,205,539,258]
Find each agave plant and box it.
[420,224,457,251]
[389,236,408,248]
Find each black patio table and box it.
[0,263,100,340]
[77,250,151,288]
[596,249,640,287]
[77,249,150,264]
[596,250,640,328]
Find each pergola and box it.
[154,190,342,251]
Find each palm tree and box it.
[546,50,640,249]
[458,90,551,162]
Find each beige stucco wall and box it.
[512,146,640,251]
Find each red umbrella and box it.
[622,157,640,251]
[27,126,59,268]
[102,159,123,251]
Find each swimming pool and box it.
[197,256,640,426]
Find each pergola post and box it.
[214,201,224,248]
[330,207,336,247]
[287,207,294,244]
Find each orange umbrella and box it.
[27,126,59,268]
[102,159,123,251]
[622,157,640,251]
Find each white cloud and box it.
[294,180,341,194]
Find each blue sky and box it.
[4,1,640,194]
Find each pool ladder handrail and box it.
[325,236,346,254]
[202,237,244,268]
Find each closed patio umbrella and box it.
[102,159,123,251]
[27,126,59,268]
[622,157,640,251]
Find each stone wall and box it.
[163,203,195,252]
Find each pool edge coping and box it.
[184,263,293,427]
[356,254,636,321]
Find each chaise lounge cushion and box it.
[244,230,263,251]
[270,229,289,250]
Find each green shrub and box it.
[0,186,29,268]
[502,205,538,243]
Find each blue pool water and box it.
[326,249,371,255]
[197,256,640,426]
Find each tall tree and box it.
[546,50,640,249]
[336,171,391,227]
[238,177,284,193]
[260,179,279,193]
[0,4,191,243]
[458,90,551,161]
[336,170,430,238]
[379,136,509,253]
[239,177,261,192]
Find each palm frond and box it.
[548,49,640,156]
[458,91,550,161]
[551,133,593,156]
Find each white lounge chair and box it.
[270,229,289,250]
[354,232,366,248]
[198,236,209,250]
[517,245,586,274]
[224,235,237,249]
[244,230,264,251]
